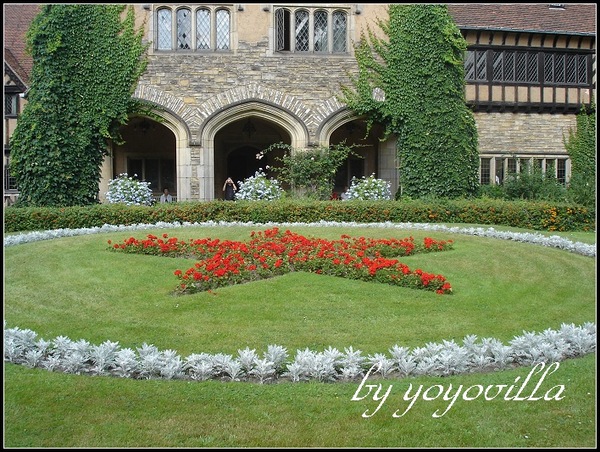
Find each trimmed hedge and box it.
[3,199,595,233]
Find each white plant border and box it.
[4,221,596,383]
[4,322,596,383]
[3,220,596,257]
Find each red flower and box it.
[111,229,454,295]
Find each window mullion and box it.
[327,11,333,53]
[211,9,216,50]
[308,10,313,53]
[190,8,196,50]
[171,11,177,51]
[291,8,296,53]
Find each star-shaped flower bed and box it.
[108,227,454,295]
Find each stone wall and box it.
[475,112,577,155]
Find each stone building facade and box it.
[4,4,596,204]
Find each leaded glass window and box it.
[157,8,172,50]
[332,11,346,52]
[566,54,577,84]
[176,8,192,49]
[557,159,566,184]
[155,6,232,51]
[275,8,289,51]
[196,8,210,50]
[515,51,527,82]
[295,10,309,52]
[4,164,18,191]
[314,10,327,52]
[4,93,17,116]
[469,48,590,86]
[274,7,347,54]
[577,55,588,83]
[480,158,491,185]
[216,9,230,50]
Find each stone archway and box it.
[111,117,176,198]
[213,115,290,199]
[201,101,309,200]
[318,110,396,197]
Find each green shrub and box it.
[567,172,596,208]
[502,165,567,202]
[4,199,595,233]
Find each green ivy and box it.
[564,102,596,208]
[9,4,150,207]
[339,4,480,199]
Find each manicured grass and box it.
[3,224,596,447]
[4,355,596,448]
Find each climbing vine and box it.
[9,4,151,207]
[564,101,596,208]
[339,4,480,199]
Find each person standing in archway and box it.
[160,187,173,203]
[223,177,237,201]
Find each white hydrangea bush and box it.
[105,173,154,206]
[346,174,392,200]
[235,170,285,201]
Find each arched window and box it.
[314,10,328,52]
[332,11,347,53]
[294,10,309,52]
[156,8,172,51]
[216,9,230,50]
[196,8,210,50]
[275,8,291,51]
[176,8,192,49]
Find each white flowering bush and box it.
[236,170,285,201]
[105,173,154,206]
[346,174,392,200]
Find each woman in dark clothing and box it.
[223,177,237,200]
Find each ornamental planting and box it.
[108,227,454,295]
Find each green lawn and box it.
[3,224,596,447]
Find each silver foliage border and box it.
[3,220,596,257]
[4,322,596,383]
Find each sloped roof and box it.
[3,3,42,86]
[447,3,596,35]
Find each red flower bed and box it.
[108,228,454,295]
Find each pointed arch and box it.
[198,101,309,200]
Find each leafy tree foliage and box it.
[339,4,480,199]
[564,102,596,207]
[10,5,149,207]
[260,142,362,200]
